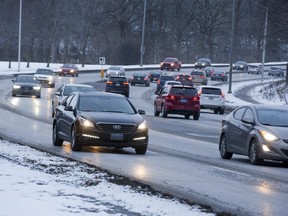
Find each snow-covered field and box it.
[0,61,286,215]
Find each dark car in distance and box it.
[219,104,288,165]
[268,67,285,76]
[160,57,181,71]
[52,92,149,154]
[210,70,228,81]
[156,75,175,92]
[12,75,41,98]
[175,74,194,86]
[147,71,163,82]
[130,73,151,86]
[59,64,79,77]
[105,76,130,97]
[203,66,216,77]
[154,85,200,120]
[194,58,211,69]
[233,61,248,71]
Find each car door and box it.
[226,107,247,153]
[155,87,168,111]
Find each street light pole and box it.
[18,0,22,72]
[261,8,268,82]
[228,0,236,94]
[140,0,147,67]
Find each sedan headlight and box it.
[138,120,147,130]
[13,85,21,89]
[259,130,279,142]
[33,86,41,90]
[78,116,94,128]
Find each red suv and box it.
[160,57,181,71]
[154,85,200,120]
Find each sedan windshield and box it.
[79,95,136,114]
[257,109,288,127]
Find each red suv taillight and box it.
[166,95,176,101]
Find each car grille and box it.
[97,123,136,134]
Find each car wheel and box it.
[184,114,190,119]
[37,94,41,98]
[193,112,200,120]
[160,105,167,118]
[135,145,147,155]
[52,122,63,146]
[219,134,233,159]
[249,139,263,165]
[154,103,160,116]
[219,108,225,115]
[71,126,82,151]
[214,109,219,114]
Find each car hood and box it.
[35,74,53,79]
[79,112,144,125]
[14,82,39,87]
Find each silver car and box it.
[190,69,208,85]
[105,66,125,77]
[34,68,56,87]
[51,83,96,117]
[219,104,288,165]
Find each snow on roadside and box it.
[0,140,215,216]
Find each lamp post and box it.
[261,7,268,82]
[228,0,236,94]
[140,0,147,67]
[18,0,22,72]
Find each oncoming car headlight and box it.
[33,86,41,90]
[138,120,147,130]
[13,85,21,89]
[259,130,279,142]
[78,116,94,128]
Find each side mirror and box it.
[55,92,61,96]
[138,109,145,115]
[64,106,74,111]
[11,79,15,83]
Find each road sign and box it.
[99,57,105,65]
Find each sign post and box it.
[99,57,105,81]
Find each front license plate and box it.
[180,98,187,103]
[111,133,123,140]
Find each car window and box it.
[79,95,136,114]
[108,77,128,82]
[201,87,221,95]
[257,109,288,127]
[170,87,197,96]
[69,94,78,109]
[234,107,246,120]
[62,94,74,106]
[242,108,254,121]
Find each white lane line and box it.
[186,133,218,138]
[211,166,250,176]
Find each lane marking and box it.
[211,166,250,176]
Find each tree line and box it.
[0,0,287,67]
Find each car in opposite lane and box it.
[160,57,181,71]
[196,85,225,114]
[105,76,130,97]
[51,83,96,117]
[12,75,41,98]
[219,104,288,165]
[232,61,248,71]
[268,67,285,76]
[59,64,79,77]
[34,68,56,87]
[105,66,125,78]
[154,85,200,120]
[248,65,262,75]
[203,66,216,77]
[130,73,151,86]
[194,58,211,69]
[52,92,149,154]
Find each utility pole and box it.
[140,0,147,67]
[228,0,236,94]
[18,0,22,72]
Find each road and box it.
[0,69,287,216]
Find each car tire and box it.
[52,122,63,146]
[219,134,233,159]
[135,145,147,155]
[184,114,190,119]
[71,126,82,151]
[249,139,263,165]
[160,105,167,118]
[219,108,225,115]
[37,94,41,98]
[214,109,219,114]
[193,112,200,120]
[154,104,160,116]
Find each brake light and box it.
[144,77,148,80]
[106,81,112,84]
[188,77,192,80]
[124,82,129,85]
[192,96,200,101]
[199,75,205,78]
[166,95,176,101]
[157,80,160,84]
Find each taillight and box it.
[192,96,200,101]
[157,80,160,84]
[200,75,205,78]
[106,81,112,84]
[144,77,148,80]
[166,95,176,101]
[221,91,225,98]
[124,82,129,85]
[188,77,192,80]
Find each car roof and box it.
[76,91,125,98]
[62,83,95,87]
[197,85,222,89]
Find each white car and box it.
[105,66,125,77]
[162,80,181,87]
[196,85,225,114]
[34,68,56,88]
